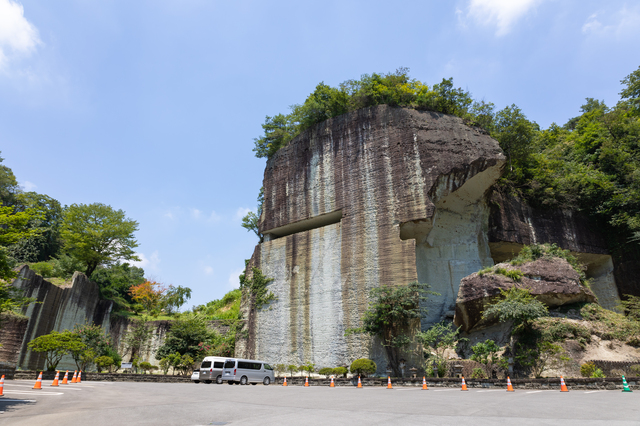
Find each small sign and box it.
[121,362,133,369]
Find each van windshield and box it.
[201,361,211,369]
[224,360,236,369]
[264,364,273,370]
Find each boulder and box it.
[453,257,597,332]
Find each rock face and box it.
[240,105,506,371]
[0,314,29,367]
[454,257,597,332]
[487,190,622,310]
[11,265,114,370]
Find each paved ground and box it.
[1,379,639,425]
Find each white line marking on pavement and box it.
[0,399,37,402]
[526,390,545,393]
[584,390,602,393]
[3,391,64,395]
[433,389,459,391]
[476,389,507,392]
[5,384,81,391]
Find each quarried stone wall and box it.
[242,105,506,372]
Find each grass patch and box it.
[580,303,640,342]
[532,317,592,348]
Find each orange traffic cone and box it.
[422,376,428,390]
[330,377,335,387]
[0,374,4,397]
[283,377,287,386]
[387,376,393,389]
[33,372,43,389]
[51,371,60,387]
[357,375,362,388]
[71,371,77,383]
[77,371,82,384]
[506,376,514,392]
[461,376,468,391]
[304,376,309,387]
[61,370,69,385]
[560,376,569,392]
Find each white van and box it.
[221,358,275,385]
[199,356,228,384]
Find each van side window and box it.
[201,361,212,369]
[214,361,223,369]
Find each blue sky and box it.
[1,0,639,309]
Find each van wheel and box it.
[263,377,270,386]
[193,380,200,384]
[240,376,248,385]
[228,381,234,385]
[204,380,212,384]
[216,375,222,384]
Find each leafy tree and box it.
[241,211,261,240]
[0,153,19,206]
[123,319,153,360]
[286,364,298,377]
[162,285,192,314]
[156,314,215,360]
[516,341,569,378]
[492,104,537,173]
[95,355,115,373]
[90,262,146,309]
[620,65,640,112]
[332,366,348,378]
[27,330,78,371]
[417,321,463,377]
[159,357,171,375]
[61,203,140,277]
[482,287,548,365]
[129,280,166,316]
[318,367,334,378]
[470,340,507,378]
[239,266,275,309]
[347,282,434,377]
[350,358,377,377]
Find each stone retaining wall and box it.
[13,370,191,383]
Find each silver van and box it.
[221,358,274,385]
[199,356,227,384]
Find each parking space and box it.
[1,380,639,426]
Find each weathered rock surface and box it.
[0,314,29,367]
[240,105,506,371]
[454,257,597,332]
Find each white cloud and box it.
[21,180,36,191]
[129,251,161,273]
[465,0,542,36]
[582,6,640,38]
[235,207,251,221]
[0,0,41,70]
[227,267,243,289]
[209,210,221,222]
[204,266,214,275]
[190,208,202,219]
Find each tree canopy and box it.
[61,203,140,277]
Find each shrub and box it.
[350,358,377,377]
[470,367,486,379]
[318,367,334,378]
[95,355,114,373]
[591,368,605,378]
[29,261,54,277]
[332,367,348,378]
[629,365,640,377]
[580,362,597,378]
[139,361,154,374]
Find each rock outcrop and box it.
[487,190,622,310]
[240,105,506,371]
[454,257,597,332]
[11,265,113,370]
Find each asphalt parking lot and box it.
[1,379,639,426]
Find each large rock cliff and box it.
[240,105,506,371]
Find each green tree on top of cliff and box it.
[253,68,480,159]
[61,203,140,277]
